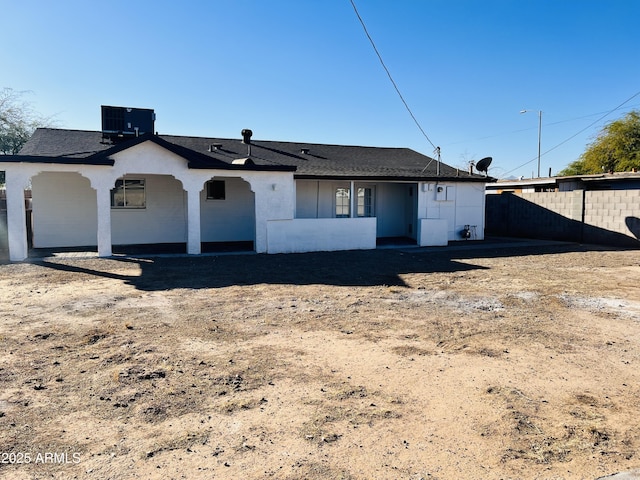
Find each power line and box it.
[545,105,640,127]
[445,104,640,147]
[349,0,437,151]
[503,90,640,176]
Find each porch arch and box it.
[200,176,255,251]
[109,173,187,252]
[30,171,98,249]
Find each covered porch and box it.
[2,166,291,261]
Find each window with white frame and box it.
[206,180,226,200]
[111,178,145,208]
[357,187,374,217]
[335,187,350,217]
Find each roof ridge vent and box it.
[232,157,255,166]
[241,129,253,156]
[241,129,253,144]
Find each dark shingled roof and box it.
[7,128,489,181]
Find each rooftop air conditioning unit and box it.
[101,105,155,142]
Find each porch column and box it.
[253,186,268,254]
[350,181,356,218]
[186,187,201,254]
[95,186,112,257]
[5,171,29,261]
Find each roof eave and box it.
[580,174,640,183]
[294,174,490,182]
[0,155,114,166]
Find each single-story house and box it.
[0,106,489,261]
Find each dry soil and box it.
[0,243,639,479]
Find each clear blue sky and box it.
[2,0,639,179]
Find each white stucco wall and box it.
[246,172,295,253]
[111,174,187,245]
[418,219,448,246]
[200,176,255,242]
[419,182,486,241]
[267,217,377,254]
[454,184,486,240]
[31,172,97,248]
[26,170,190,249]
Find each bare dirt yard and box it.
[1,242,639,480]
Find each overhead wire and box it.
[544,105,640,127]
[349,0,639,177]
[503,90,640,177]
[445,104,640,147]
[349,0,437,152]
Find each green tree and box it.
[559,110,640,175]
[558,158,590,176]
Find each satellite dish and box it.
[475,156,492,175]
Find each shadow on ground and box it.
[25,242,628,292]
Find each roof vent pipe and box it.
[241,129,253,156]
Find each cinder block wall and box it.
[583,189,640,245]
[486,189,640,247]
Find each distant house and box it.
[0,106,489,261]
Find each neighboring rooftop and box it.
[7,128,490,182]
[487,171,640,192]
